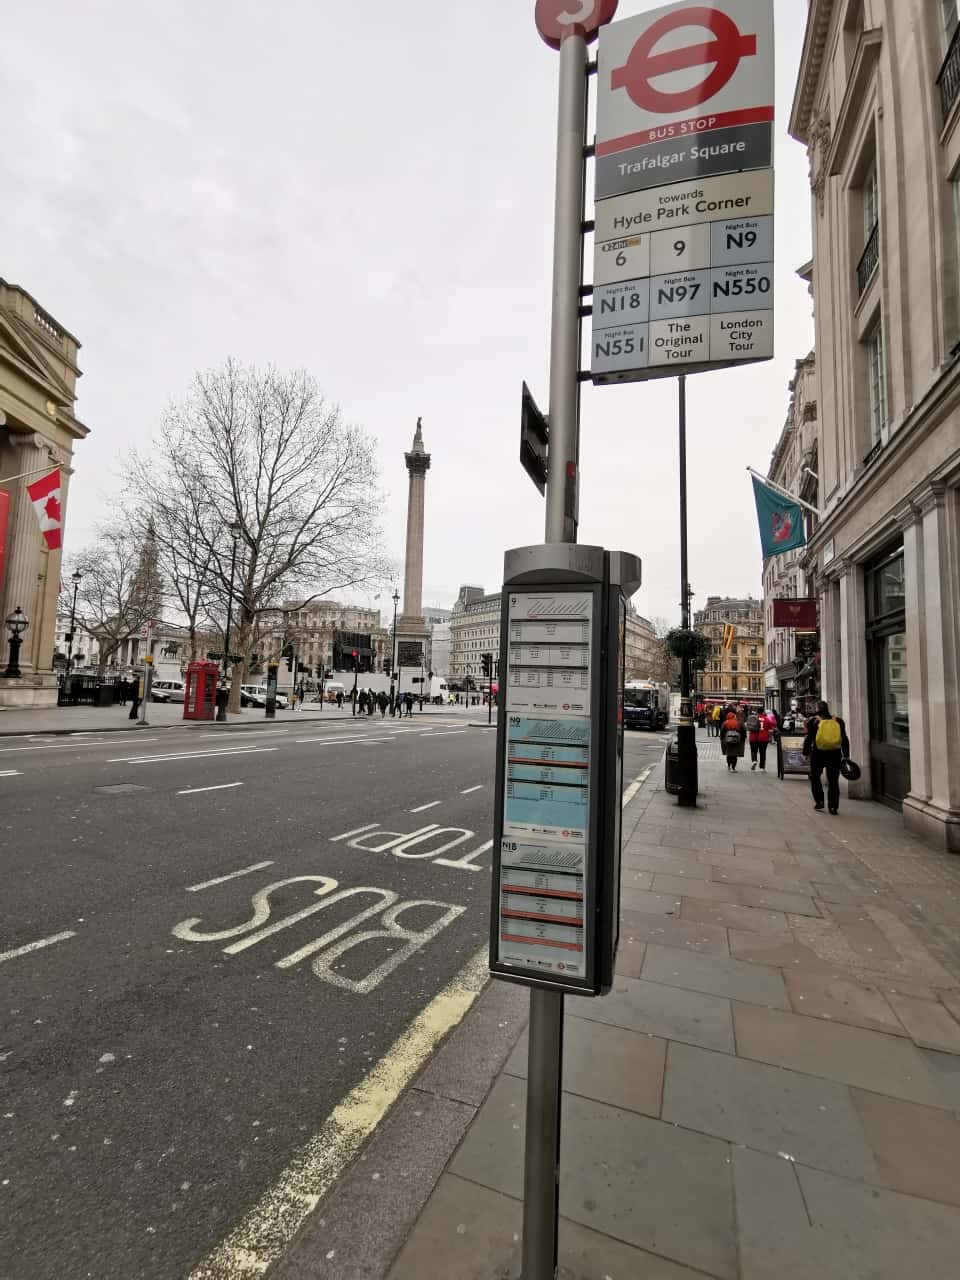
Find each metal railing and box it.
[938,24,960,123]
[857,221,880,297]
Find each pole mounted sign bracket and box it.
[520,381,550,497]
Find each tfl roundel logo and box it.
[612,6,758,114]
[535,0,620,50]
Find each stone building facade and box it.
[449,586,500,683]
[624,610,663,682]
[791,0,960,850]
[0,281,89,706]
[260,601,388,675]
[694,596,765,705]
[762,350,821,711]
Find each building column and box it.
[837,560,870,800]
[0,432,48,674]
[897,502,932,806]
[903,484,960,852]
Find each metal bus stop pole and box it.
[522,27,588,1280]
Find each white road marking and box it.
[178,782,245,796]
[460,784,484,794]
[328,823,378,842]
[185,861,275,892]
[622,766,654,808]
[188,947,488,1280]
[0,930,76,966]
[419,730,468,738]
[0,739,160,755]
[295,736,371,746]
[108,746,277,764]
[0,770,22,778]
[409,800,442,813]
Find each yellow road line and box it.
[188,946,490,1279]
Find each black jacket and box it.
[803,715,850,757]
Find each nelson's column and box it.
[395,418,431,680]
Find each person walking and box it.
[803,700,850,814]
[721,707,746,771]
[378,691,388,717]
[710,703,722,738]
[404,690,414,718]
[368,689,376,716]
[747,707,775,771]
[336,690,344,710]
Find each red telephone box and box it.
[183,660,219,721]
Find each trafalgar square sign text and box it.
[591,0,776,382]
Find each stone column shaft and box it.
[0,432,47,673]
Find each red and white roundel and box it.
[535,0,620,50]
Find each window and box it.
[866,322,887,444]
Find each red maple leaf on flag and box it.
[44,494,62,523]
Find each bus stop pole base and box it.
[521,987,564,1280]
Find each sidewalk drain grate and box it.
[94,784,152,794]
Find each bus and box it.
[623,680,671,731]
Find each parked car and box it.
[150,679,186,703]
[239,684,288,708]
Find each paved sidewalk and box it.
[0,701,473,736]
[387,731,960,1279]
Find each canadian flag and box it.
[26,468,63,551]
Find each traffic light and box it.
[383,657,392,677]
[282,642,294,672]
[481,653,493,678]
[352,649,358,672]
[315,665,323,678]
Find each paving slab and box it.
[850,1087,960,1206]
[680,898,790,935]
[575,975,735,1053]
[710,865,815,896]
[504,1014,666,1118]
[617,911,730,957]
[885,991,960,1054]
[619,887,682,917]
[733,1147,872,1279]
[783,967,906,1036]
[386,1174,521,1280]
[641,942,789,1009]
[733,1004,946,1106]
[663,1041,877,1180]
[621,868,654,891]
[797,1161,960,1276]
[612,933,647,978]
[651,872,742,904]
[738,885,821,916]
[451,1076,737,1279]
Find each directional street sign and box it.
[591,0,775,383]
[520,381,549,496]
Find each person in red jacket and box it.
[720,709,746,771]
[747,708,776,771]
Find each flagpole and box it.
[0,466,57,487]
[746,466,819,517]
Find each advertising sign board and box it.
[773,599,818,630]
[591,0,775,383]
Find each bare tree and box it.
[125,456,217,663]
[134,360,388,710]
[67,524,162,671]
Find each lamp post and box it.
[3,607,29,678]
[390,588,400,713]
[65,569,83,679]
[218,520,241,722]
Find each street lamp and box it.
[218,520,241,722]
[65,568,83,679]
[3,607,29,678]
[390,587,400,712]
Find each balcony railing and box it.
[938,24,960,123]
[857,221,879,297]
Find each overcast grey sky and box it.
[1,0,812,623]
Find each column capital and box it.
[913,482,948,518]
[893,499,923,530]
[820,556,851,584]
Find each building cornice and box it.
[789,0,835,143]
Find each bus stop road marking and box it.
[178,782,245,796]
[0,930,77,966]
[187,947,488,1280]
[460,785,484,794]
[186,861,275,892]
[621,766,654,808]
[409,800,442,813]
[107,747,277,765]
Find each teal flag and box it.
[752,475,807,558]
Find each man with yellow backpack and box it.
[802,701,851,814]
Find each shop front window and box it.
[865,543,910,805]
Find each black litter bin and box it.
[97,682,114,707]
[664,735,681,795]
